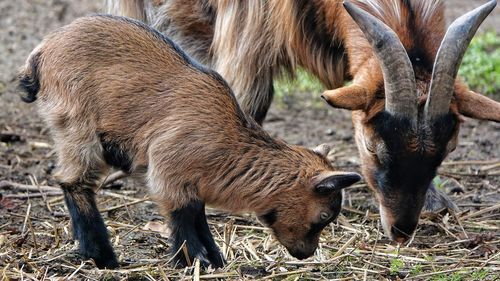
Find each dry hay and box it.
[0,146,498,280]
[1,0,499,280]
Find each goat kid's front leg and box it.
[61,182,119,269]
[169,201,212,268]
[194,204,225,268]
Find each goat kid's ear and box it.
[313,143,331,157]
[314,172,362,194]
[455,90,500,122]
[321,84,368,111]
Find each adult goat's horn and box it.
[343,0,418,120]
[424,0,497,121]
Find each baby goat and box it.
[19,15,361,269]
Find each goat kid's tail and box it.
[106,0,150,22]
[18,50,42,103]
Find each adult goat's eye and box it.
[364,137,377,155]
[320,212,331,222]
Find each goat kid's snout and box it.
[287,241,318,260]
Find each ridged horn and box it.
[343,0,417,119]
[424,0,497,121]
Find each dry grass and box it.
[1,156,498,280]
[1,1,498,280]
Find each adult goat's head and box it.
[322,0,498,242]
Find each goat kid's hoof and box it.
[88,251,119,269]
[91,256,119,269]
[80,249,119,269]
[96,260,119,269]
[207,251,226,269]
[172,253,211,269]
[423,186,459,214]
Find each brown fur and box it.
[19,15,361,267]
[108,0,348,122]
[104,0,500,242]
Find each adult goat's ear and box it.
[321,84,369,111]
[314,172,362,194]
[455,90,500,122]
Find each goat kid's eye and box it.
[320,212,331,221]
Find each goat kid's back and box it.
[19,15,361,268]
[21,15,248,195]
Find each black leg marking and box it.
[169,201,211,268]
[194,205,225,268]
[61,183,119,269]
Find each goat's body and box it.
[106,0,500,242]
[126,0,348,123]
[30,15,274,211]
[21,15,361,268]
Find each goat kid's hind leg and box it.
[169,201,212,268]
[61,182,119,269]
[195,205,225,268]
[51,130,118,268]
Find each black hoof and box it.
[206,250,226,268]
[81,246,119,269]
[171,247,211,268]
[93,256,120,269]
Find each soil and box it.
[0,0,499,280]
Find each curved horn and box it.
[343,0,417,119]
[424,0,497,121]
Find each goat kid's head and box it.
[258,144,361,259]
[322,0,499,242]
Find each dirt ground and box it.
[0,0,499,280]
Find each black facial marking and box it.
[372,112,414,153]
[99,135,133,173]
[431,113,458,146]
[370,111,458,209]
[306,194,342,240]
[260,209,278,226]
[60,183,118,269]
[305,215,336,241]
[306,221,327,241]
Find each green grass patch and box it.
[410,264,423,276]
[432,176,449,190]
[389,258,405,275]
[460,31,500,96]
[274,68,324,99]
[430,269,494,281]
